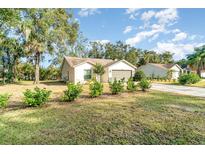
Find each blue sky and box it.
[43,8,205,67]
[73,8,205,60]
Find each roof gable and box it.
[106,59,137,69]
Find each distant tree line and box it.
[80,41,175,66]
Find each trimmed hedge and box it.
[89,79,103,97]
[127,78,137,92]
[109,79,124,95]
[62,82,83,102]
[138,79,151,91]
[23,87,51,107]
[0,93,11,108]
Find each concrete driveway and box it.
[151,83,205,98]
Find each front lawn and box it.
[0,81,205,144]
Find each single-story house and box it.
[137,63,183,79]
[61,56,137,83]
[185,65,205,78]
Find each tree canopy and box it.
[0,9,79,84]
[187,45,205,76]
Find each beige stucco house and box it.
[137,63,183,79]
[61,56,137,83]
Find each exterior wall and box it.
[101,67,109,82]
[61,61,75,82]
[201,71,205,78]
[138,64,167,78]
[108,61,135,82]
[74,63,93,83]
[170,65,181,79]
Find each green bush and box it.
[109,79,124,95]
[62,82,83,102]
[127,78,137,92]
[133,70,146,81]
[23,87,51,107]
[0,93,11,108]
[138,79,151,91]
[89,79,103,97]
[178,73,200,85]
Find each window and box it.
[84,69,92,80]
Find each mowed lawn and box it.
[1,81,205,144]
[153,79,205,88]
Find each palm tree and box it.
[187,45,205,77]
[93,63,105,82]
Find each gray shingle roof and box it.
[64,56,114,67]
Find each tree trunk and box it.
[2,56,5,85]
[6,50,13,83]
[34,52,40,84]
[197,66,201,78]
[12,56,17,82]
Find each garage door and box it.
[172,71,180,79]
[112,70,132,81]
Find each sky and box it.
[72,8,205,61]
[43,8,205,67]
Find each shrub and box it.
[127,78,137,92]
[133,70,146,81]
[178,73,200,85]
[138,78,151,91]
[62,82,82,102]
[89,79,103,97]
[178,74,189,85]
[23,87,51,107]
[188,73,201,84]
[0,93,11,108]
[109,79,124,94]
[156,75,160,81]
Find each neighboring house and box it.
[186,65,205,78]
[138,63,183,79]
[61,56,136,83]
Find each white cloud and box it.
[148,34,159,42]
[78,9,100,17]
[140,8,178,28]
[153,42,205,60]
[155,8,178,25]
[126,9,181,46]
[172,29,181,33]
[126,25,165,46]
[123,26,132,34]
[172,32,188,42]
[126,8,139,14]
[141,10,155,21]
[92,40,110,44]
[125,8,140,20]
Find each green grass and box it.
[190,79,205,87]
[0,82,205,144]
[153,79,205,88]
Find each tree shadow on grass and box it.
[40,80,65,86]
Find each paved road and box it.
[151,83,205,98]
